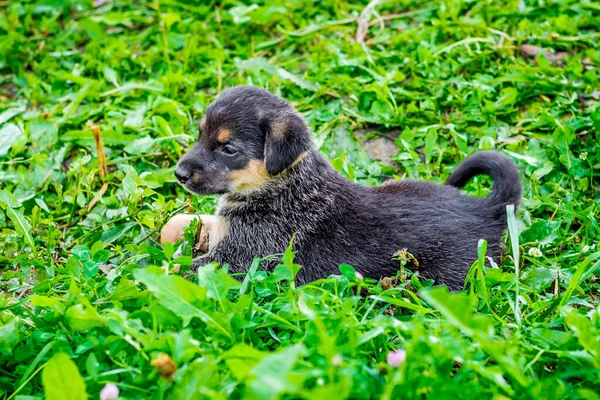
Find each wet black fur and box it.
[176,86,522,291]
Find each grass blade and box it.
[506,204,521,328]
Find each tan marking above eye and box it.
[228,160,270,192]
[199,118,206,131]
[217,128,231,143]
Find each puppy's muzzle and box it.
[175,163,192,184]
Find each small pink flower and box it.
[386,349,406,367]
[100,383,119,400]
[355,271,363,280]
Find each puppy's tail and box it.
[446,151,521,207]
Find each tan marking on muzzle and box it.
[228,159,270,192]
[191,172,203,184]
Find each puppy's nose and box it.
[174,164,191,183]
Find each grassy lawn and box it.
[1,0,599,398]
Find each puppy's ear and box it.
[263,113,311,175]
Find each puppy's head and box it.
[175,86,312,195]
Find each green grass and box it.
[1,0,599,398]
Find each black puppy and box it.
[175,86,521,290]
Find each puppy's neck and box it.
[219,149,342,211]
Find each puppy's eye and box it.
[221,145,238,156]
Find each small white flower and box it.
[579,152,588,161]
[100,383,119,400]
[355,271,363,280]
[528,247,543,258]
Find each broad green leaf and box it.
[562,308,600,365]
[577,389,600,400]
[197,263,240,300]
[229,4,259,24]
[123,135,191,155]
[102,66,119,87]
[0,190,37,257]
[0,105,26,125]
[424,128,438,163]
[105,278,144,301]
[134,267,231,338]
[528,327,572,349]
[520,220,561,246]
[591,107,600,132]
[99,222,136,244]
[170,329,202,364]
[100,81,164,97]
[532,161,553,180]
[420,286,494,337]
[247,344,306,400]
[522,266,558,290]
[0,123,24,157]
[124,105,147,128]
[237,57,318,91]
[82,260,99,278]
[30,295,65,312]
[0,316,20,355]
[170,357,222,400]
[339,263,356,280]
[92,249,110,263]
[28,120,58,150]
[42,353,88,400]
[65,302,105,330]
[224,343,266,381]
[71,245,91,261]
[0,189,20,208]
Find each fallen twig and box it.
[87,182,109,211]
